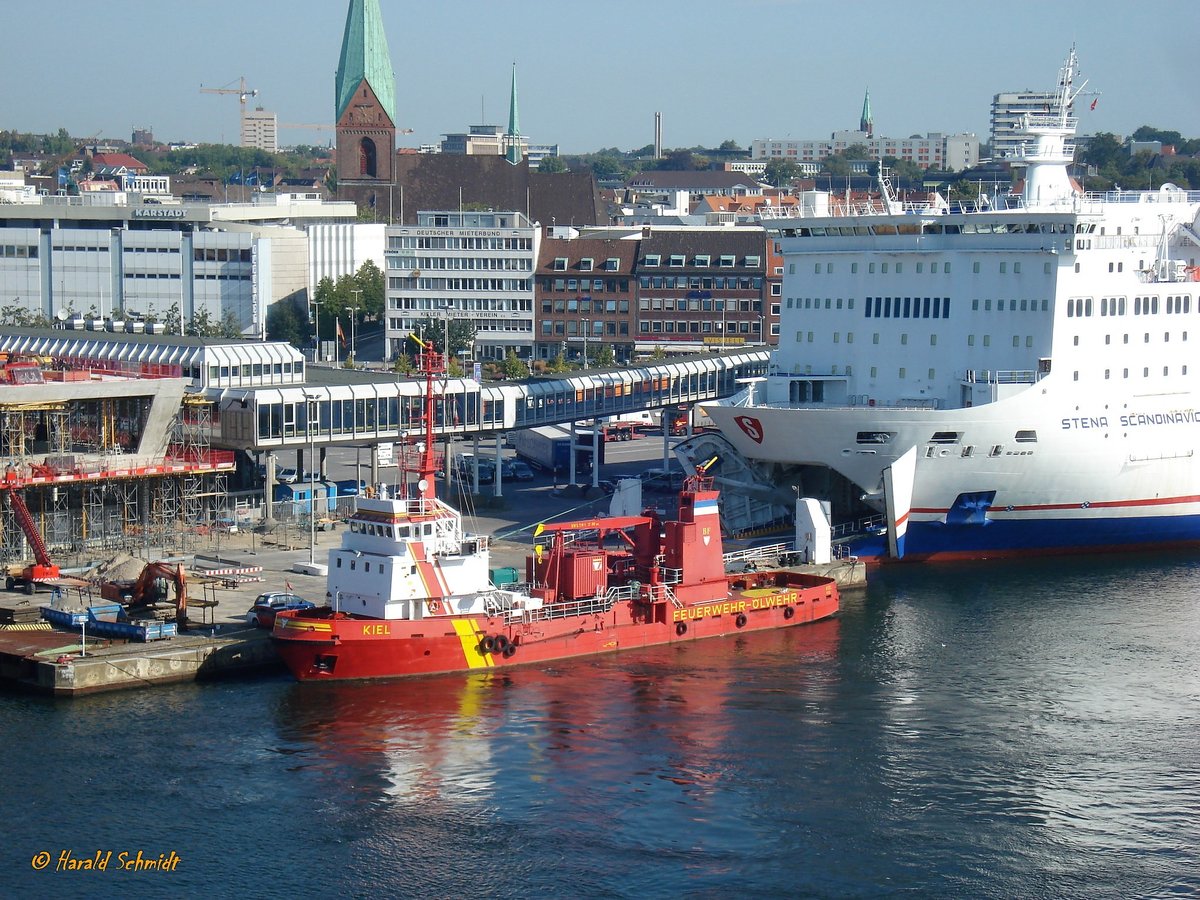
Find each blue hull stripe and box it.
[850,513,1200,561]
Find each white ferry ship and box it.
[705,48,1200,561]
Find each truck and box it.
[666,404,716,436]
[510,425,603,477]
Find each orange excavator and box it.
[100,562,189,628]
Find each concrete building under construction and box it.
[0,346,234,581]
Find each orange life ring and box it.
[426,598,443,615]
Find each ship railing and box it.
[657,565,683,585]
[644,582,682,609]
[962,369,1038,385]
[723,542,791,568]
[831,515,884,540]
[516,592,617,625]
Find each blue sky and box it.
[6,0,1195,152]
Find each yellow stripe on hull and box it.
[452,618,493,669]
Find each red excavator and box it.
[1,490,60,594]
[100,562,189,628]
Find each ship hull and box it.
[272,578,838,682]
[705,378,1200,562]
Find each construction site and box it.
[0,351,236,599]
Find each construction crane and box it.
[280,124,414,134]
[200,76,259,146]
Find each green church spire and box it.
[336,0,396,126]
[504,63,522,166]
[860,87,873,137]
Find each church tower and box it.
[860,88,873,138]
[503,63,522,166]
[335,0,396,187]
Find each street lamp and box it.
[582,317,590,369]
[305,393,319,565]
[347,289,361,361]
[310,297,322,362]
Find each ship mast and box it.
[413,334,446,503]
[1019,45,1088,208]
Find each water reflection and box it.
[273,620,842,813]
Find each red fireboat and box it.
[272,340,838,682]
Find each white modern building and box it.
[384,211,540,361]
[990,90,1061,159]
[751,131,979,171]
[242,107,279,153]
[0,193,355,337]
[307,223,386,292]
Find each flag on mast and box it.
[1090,98,1098,111]
[336,318,346,346]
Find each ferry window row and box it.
[864,296,951,319]
[1067,294,1192,317]
[786,297,856,311]
[1098,366,1190,380]
[970,298,1050,312]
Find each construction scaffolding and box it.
[0,374,234,572]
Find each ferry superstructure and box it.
[705,48,1200,561]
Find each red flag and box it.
[1090,98,1098,111]
[336,318,346,346]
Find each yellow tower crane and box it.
[200,76,259,147]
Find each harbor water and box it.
[3,552,1198,898]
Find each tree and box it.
[822,154,851,177]
[718,139,743,152]
[546,352,571,374]
[500,349,530,380]
[589,154,625,180]
[538,156,568,174]
[763,159,802,187]
[1079,132,1123,170]
[591,344,616,368]
[219,309,243,338]
[311,277,338,342]
[353,260,385,322]
[411,316,475,358]
[266,300,305,347]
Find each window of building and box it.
[553,257,567,271]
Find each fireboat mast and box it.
[412,334,445,504]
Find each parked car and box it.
[246,592,314,628]
[275,468,312,484]
[641,467,683,493]
[503,459,535,481]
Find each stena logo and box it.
[734,415,764,444]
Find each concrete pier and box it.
[0,627,280,696]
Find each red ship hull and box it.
[273,573,838,682]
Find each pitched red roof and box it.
[91,153,147,172]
